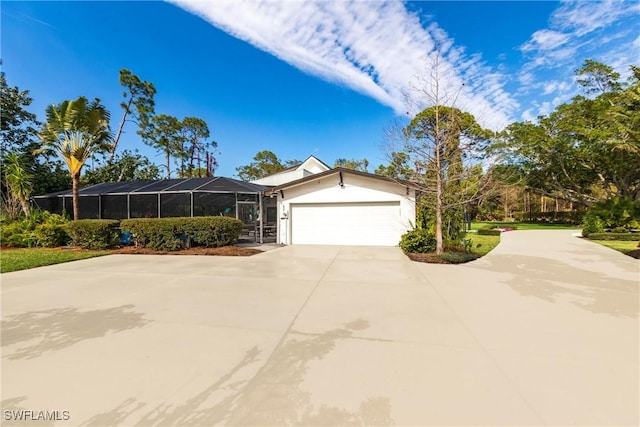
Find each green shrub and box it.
[40,211,68,225]
[120,216,243,251]
[399,229,437,254]
[477,228,501,236]
[33,223,70,247]
[582,215,605,237]
[436,252,479,264]
[583,198,640,232]
[67,220,120,249]
[0,210,70,248]
[1,219,37,247]
[611,226,628,233]
[586,233,640,241]
[120,218,182,251]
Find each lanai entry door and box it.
[237,201,258,241]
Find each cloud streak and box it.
[170,0,516,130]
[518,0,639,119]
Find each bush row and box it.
[2,214,244,251]
[120,216,243,251]
[586,233,640,241]
[67,220,121,249]
[513,211,584,225]
[477,228,501,236]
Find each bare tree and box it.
[387,54,494,253]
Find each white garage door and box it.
[290,202,404,246]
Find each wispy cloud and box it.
[550,0,638,36]
[169,0,516,130]
[521,30,570,52]
[518,0,639,120]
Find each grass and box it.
[0,248,111,273]
[472,221,579,231]
[407,233,501,264]
[588,240,640,258]
[466,233,501,257]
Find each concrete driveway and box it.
[1,230,638,426]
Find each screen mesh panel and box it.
[129,194,158,218]
[193,193,236,217]
[101,195,128,219]
[63,197,73,216]
[78,196,100,219]
[33,197,64,215]
[160,193,191,217]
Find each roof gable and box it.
[298,155,331,174]
[267,168,420,193]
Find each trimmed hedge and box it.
[120,216,243,251]
[481,225,518,230]
[67,219,121,249]
[513,211,584,225]
[586,233,640,241]
[399,229,437,254]
[477,228,501,236]
[33,224,70,247]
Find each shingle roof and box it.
[266,167,420,192]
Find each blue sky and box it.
[2,1,638,178]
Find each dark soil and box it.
[406,250,479,264]
[406,253,451,264]
[625,249,640,259]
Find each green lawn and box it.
[588,240,639,257]
[472,221,580,231]
[0,248,111,273]
[466,233,501,257]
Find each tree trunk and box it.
[19,196,31,218]
[109,97,133,162]
[180,143,185,178]
[166,151,171,179]
[72,173,80,220]
[503,188,509,219]
[435,142,444,254]
[189,144,196,177]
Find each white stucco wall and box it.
[252,169,306,186]
[276,173,416,245]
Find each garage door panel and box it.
[291,202,404,246]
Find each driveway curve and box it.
[1,230,638,426]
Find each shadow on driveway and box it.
[78,319,393,426]
[470,254,638,319]
[1,305,150,360]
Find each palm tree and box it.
[3,152,33,218]
[38,97,113,220]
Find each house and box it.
[32,156,417,247]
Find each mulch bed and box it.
[112,246,263,256]
[625,249,640,259]
[405,247,480,264]
[406,252,452,264]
